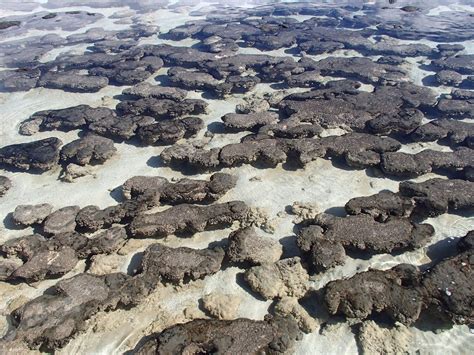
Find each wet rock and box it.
[437,44,465,58]
[381,148,474,178]
[128,201,248,238]
[273,297,318,333]
[452,89,474,100]
[136,116,203,145]
[122,82,187,101]
[244,257,308,300]
[12,204,53,226]
[133,317,300,354]
[60,134,116,166]
[345,191,414,221]
[221,111,279,132]
[20,105,115,135]
[0,137,62,171]
[140,243,224,284]
[399,178,474,217]
[0,176,12,197]
[38,72,108,92]
[43,206,80,235]
[122,172,237,205]
[411,119,474,147]
[435,70,463,87]
[226,227,283,266]
[201,293,241,320]
[116,97,207,118]
[324,264,423,324]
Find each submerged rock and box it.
[0,137,62,171]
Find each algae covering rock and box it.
[244,257,309,300]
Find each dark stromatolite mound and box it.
[0,176,12,197]
[75,200,142,232]
[0,68,41,91]
[381,147,474,179]
[139,243,224,284]
[323,233,474,326]
[435,70,463,87]
[421,231,474,325]
[432,54,474,75]
[12,203,53,226]
[279,81,435,132]
[7,272,131,349]
[345,191,414,221]
[132,317,300,354]
[297,214,433,271]
[221,111,279,132]
[38,71,109,92]
[399,178,474,217]
[411,119,474,147]
[60,134,116,166]
[0,137,62,171]
[437,97,474,118]
[128,201,249,238]
[20,105,116,135]
[324,264,423,325]
[43,206,80,235]
[122,82,187,101]
[259,122,323,139]
[136,116,203,145]
[122,172,237,205]
[1,227,127,282]
[160,133,401,171]
[116,97,208,118]
[88,114,154,140]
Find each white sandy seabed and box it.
[0,1,473,354]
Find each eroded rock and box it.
[12,204,53,226]
[60,134,116,166]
